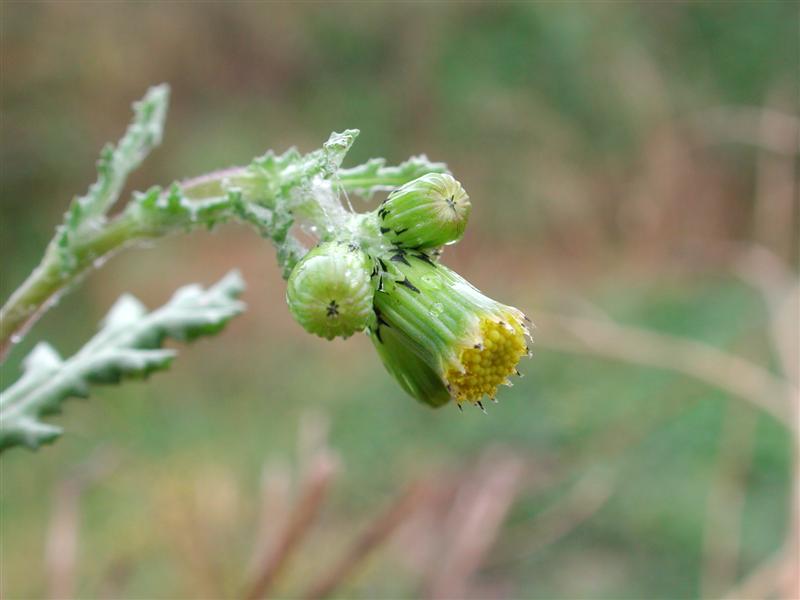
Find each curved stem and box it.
[0,156,445,361]
[0,175,233,361]
[179,167,247,199]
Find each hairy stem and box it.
[0,180,225,359]
[0,159,446,360]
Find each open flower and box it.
[370,248,530,408]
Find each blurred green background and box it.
[1,2,798,599]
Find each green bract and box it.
[286,242,375,340]
[368,313,451,408]
[376,173,471,249]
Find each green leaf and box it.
[128,183,236,234]
[54,84,170,275]
[240,147,305,208]
[337,155,450,198]
[320,128,360,177]
[0,271,245,453]
[239,130,359,208]
[77,84,170,222]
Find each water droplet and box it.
[421,275,441,289]
[428,302,444,317]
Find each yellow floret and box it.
[445,314,528,403]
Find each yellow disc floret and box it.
[445,314,528,404]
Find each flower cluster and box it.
[285,173,531,410]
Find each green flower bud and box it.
[286,242,374,340]
[377,173,470,249]
[371,248,530,407]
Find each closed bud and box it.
[377,173,470,249]
[286,242,374,340]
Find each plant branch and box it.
[0,88,448,360]
[0,188,234,359]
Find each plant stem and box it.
[0,175,233,360]
[0,157,444,360]
[1,218,147,358]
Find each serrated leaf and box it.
[51,85,170,276]
[75,84,170,222]
[320,129,360,177]
[337,155,450,198]
[101,294,148,330]
[22,343,63,375]
[0,271,245,453]
[127,183,237,235]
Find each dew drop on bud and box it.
[428,302,444,317]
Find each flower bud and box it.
[286,242,374,340]
[371,249,530,406]
[377,173,470,249]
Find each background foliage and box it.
[1,2,797,598]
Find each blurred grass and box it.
[1,264,791,598]
[1,2,797,599]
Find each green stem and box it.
[0,173,432,361]
[0,175,232,360]
[0,221,140,357]
[0,159,444,360]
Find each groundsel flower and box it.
[370,248,530,409]
[285,172,529,409]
